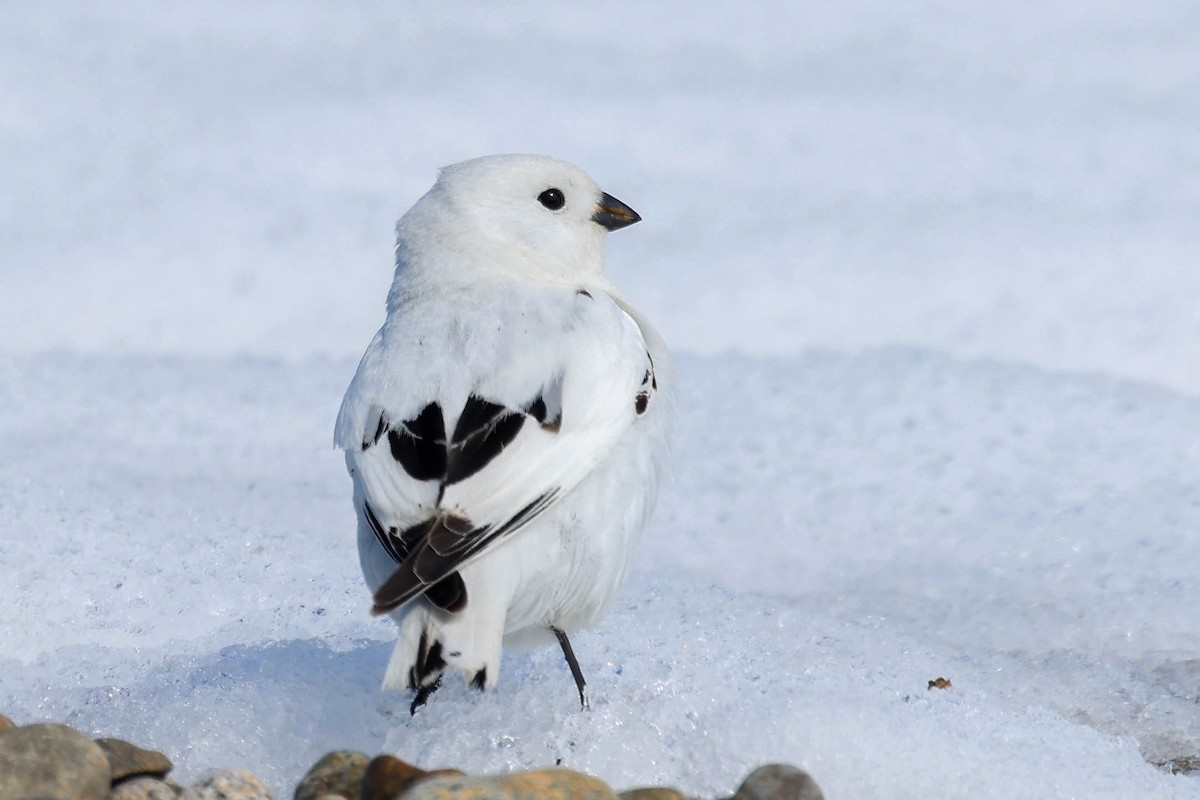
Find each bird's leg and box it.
[551,626,588,710]
[409,675,442,716]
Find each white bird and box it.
[334,154,673,712]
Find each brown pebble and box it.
[401,769,616,800]
[732,764,824,800]
[1157,755,1200,775]
[97,737,174,781]
[0,722,112,800]
[619,788,687,800]
[0,713,15,733]
[927,677,952,690]
[294,750,370,800]
[111,775,182,799]
[361,754,462,800]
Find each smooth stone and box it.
[732,764,824,800]
[111,776,182,799]
[0,722,112,800]
[293,750,370,800]
[401,769,616,800]
[618,790,687,800]
[0,713,15,733]
[180,770,274,800]
[97,737,174,781]
[360,754,462,800]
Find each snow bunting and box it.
[335,155,672,712]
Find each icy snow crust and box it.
[1,353,1197,798]
[2,2,1199,798]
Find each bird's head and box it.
[394,154,640,285]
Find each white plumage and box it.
[335,154,673,711]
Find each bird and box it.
[334,154,673,713]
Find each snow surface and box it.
[2,2,1199,799]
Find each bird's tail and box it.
[381,571,509,704]
[383,607,446,694]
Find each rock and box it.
[732,764,824,800]
[1157,755,1200,775]
[0,722,112,800]
[618,789,687,800]
[293,750,370,800]
[360,754,462,800]
[97,737,174,781]
[401,769,616,800]
[180,769,274,800]
[0,713,15,733]
[111,776,183,799]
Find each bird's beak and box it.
[592,192,641,231]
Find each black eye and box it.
[538,188,565,211]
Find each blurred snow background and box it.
[1,2,1198,797]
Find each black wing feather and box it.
[371,489,559,616]
[445,396,526,485]
[366,387,566,616]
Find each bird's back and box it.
[338,276,670,593]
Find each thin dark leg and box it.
[551,626,588,710]
[409,675,442,716]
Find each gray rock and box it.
[180,770,274,800]
[97,737,174,781]
[0,722,112,800]
[111,776,182,799]
[732,764,824,800]
[293,750,369,800]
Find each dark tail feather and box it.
[407,628,447,714]
[407,628,447,690]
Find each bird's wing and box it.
[335,288,661,615]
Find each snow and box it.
[1,2,1198,798]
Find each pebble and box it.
[293,750,370,800]
[618,789,687,800]
[731,764,824,800]
[111,776,184,799]
[0,713,15,733]
[401,768,617,800]
[98,737,175,782]
[361,753,464,800]
[0,722,112,800]
[1158,755,1200,775]
[181,769,275,800]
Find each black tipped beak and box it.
[592,192,641,231]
